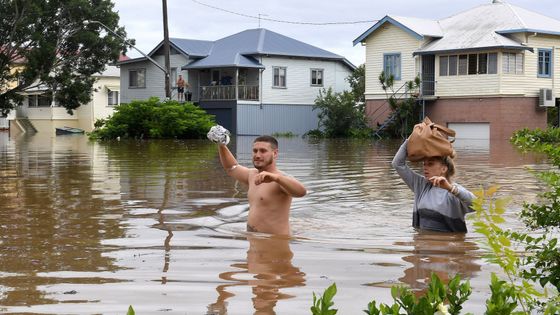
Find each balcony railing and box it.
[199,85,259,101]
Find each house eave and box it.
[182,64,265,70]
[413,45,533,56]
[496,29,560,37]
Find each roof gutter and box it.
[412,45,533,56]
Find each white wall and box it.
[363,23,422,99]
[120,54,190,103]
[260,56,353,105]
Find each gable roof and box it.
[117,38,214,65]
[184,28,355,70]
[354,1,560,55]
[353,15,443,45]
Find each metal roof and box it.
[184,28,355,70]
[354,1,560,54]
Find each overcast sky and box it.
[111,0,560,66]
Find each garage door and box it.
[448,123,490,140]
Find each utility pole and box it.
[162,0,172,99]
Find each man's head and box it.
[178,74,183,78]
[252,136,278,171]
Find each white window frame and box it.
[129,68,146,88]
[310,68,324,86]
[108,89,119,106]
[170,67,177,88]
[503,52,524,75]
[272,66,287,88]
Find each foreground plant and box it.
[311,273,471,315]
[311,283,338,315]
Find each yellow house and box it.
[354,0,559,140]
[8,65,120,135]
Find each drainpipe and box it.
[260,56,264,109]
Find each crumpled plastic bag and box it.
[207,125,231,145]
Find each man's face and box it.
[252,141,277,170]
[423,157,448,179]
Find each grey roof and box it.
[117,38,214,66]
[354,1,560,55]
[184,28,355,70]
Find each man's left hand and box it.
[254,171,278,185]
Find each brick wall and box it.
[366,97,548,139]
[426,97,547,139]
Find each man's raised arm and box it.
[218,143,250,185]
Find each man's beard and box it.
[253,157,273,170]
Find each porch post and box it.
[235,68,239,101]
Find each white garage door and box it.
[448,122,490,140]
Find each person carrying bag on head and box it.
[391,117,475,233]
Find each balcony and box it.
[199,85,259,101]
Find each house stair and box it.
[372,82,414,139]
[15,118,38,134]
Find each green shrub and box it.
[88,97,215,140]
[312,88,372,138]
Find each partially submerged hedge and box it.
[89,97,215,140]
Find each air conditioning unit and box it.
[539,88,555,107]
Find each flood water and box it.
[0,131,549,314]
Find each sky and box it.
[111,0,560,66]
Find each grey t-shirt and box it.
[392,140,475,232]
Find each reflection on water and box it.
[0,131,550,314]
[208,235,305,315]
[395,231,480,294]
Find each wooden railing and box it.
[199,85,259,101]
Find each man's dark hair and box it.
[254,135,278,149]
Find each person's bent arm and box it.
[392,139,424,192]
[254,172,307,197]
[218,143,250,185]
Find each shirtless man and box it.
[217,136,307,235]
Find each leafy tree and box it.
[346,63,365,104]
[0,0,129,115]
[311,88,371,138]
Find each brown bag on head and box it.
[407,116,456,162]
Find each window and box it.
[310,69,323,86]
[458,55,468,75]
[468,54,477,75]
[30,94,52,107]
[171,67,177,87]
[538,49,552,78]
[448,55,458,75]
[129,69,146,88]
[108,89,119,106]
[440,53,498,76]
[439,56,448,76]
[273,67,286,88]
[478,53,487,74]
[488,53,498,74]
[383,53,401,80]
[503,52,523,74]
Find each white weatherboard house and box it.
[118,28,355,135]
[354,0,560,140]
[8,66,121,135]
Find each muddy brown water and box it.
[0,132,548,314]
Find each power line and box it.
[191,0,376,25]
